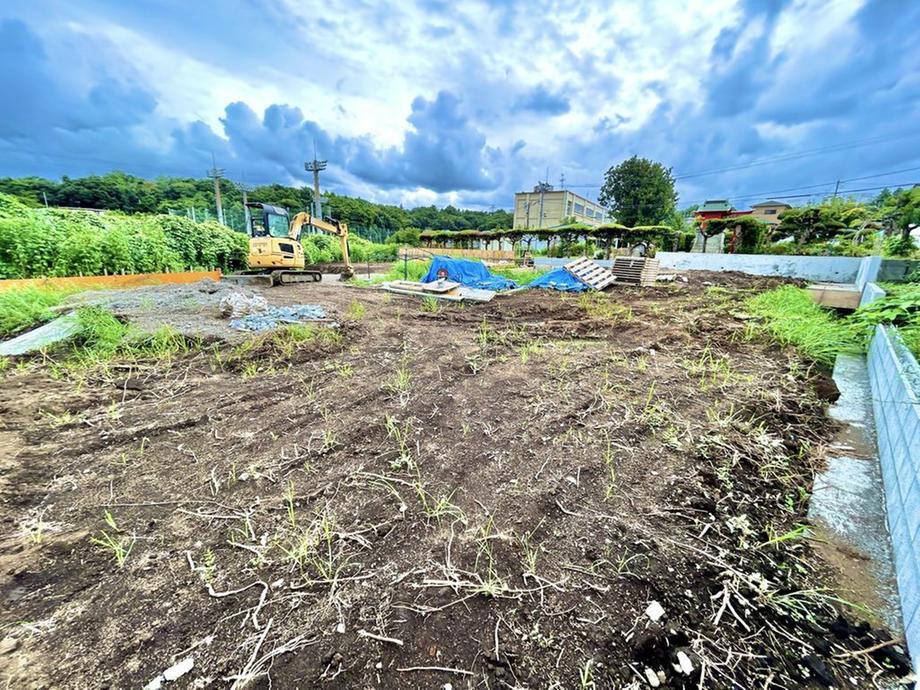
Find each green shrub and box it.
[883,235,916,258]
[348,236,398,262]
[386,227,422,247]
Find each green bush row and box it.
[0,193,249,279]
[301,234,397,264]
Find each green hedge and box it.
[0,193,248,279]
[300,234,397,264]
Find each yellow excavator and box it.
[236,202,353,286]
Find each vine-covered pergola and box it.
[419,223,677,256]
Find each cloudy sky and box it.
[1,0,918,210]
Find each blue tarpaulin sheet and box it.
[527,267,589,292]
[421,256,517,290]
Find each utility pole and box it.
[539,186,545,229]
[533,180,552,229]
[207,153,226,225]
[42,191,49,208]
[236,180,253,233]
[305,143,327,218]
[833,179,841,199]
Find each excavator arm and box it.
[290,212,353,279]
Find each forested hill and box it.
[0,172,513,233]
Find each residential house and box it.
[749,200,792,225]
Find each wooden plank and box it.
[0,270,223,293]
[807,284,861,310]
[611,257,660,286]
[564,258,616,290]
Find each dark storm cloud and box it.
[345,91,501,192]
[0,15,502,194]
[1,1,920,208]
[0,19,157,137]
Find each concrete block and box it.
[895,557,920,625]
[891,510,913,552]
[655,252,864,281]
[904,482,920,543]
[885,466,901,508]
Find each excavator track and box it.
[275,270,322,285]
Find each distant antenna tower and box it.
[559,172,566,190]
[207,153,226,225]
[305,143,327,218]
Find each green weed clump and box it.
[350,259,431,285]
[0,285,77,338]
[381,260,431,283]
[69,307,198,365]
[849,283,920,356]
[746,286,859,366]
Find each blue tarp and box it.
[421,256,517,290]
[527,267,589,292]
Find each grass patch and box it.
[69,307,199,366]
[0,286,79,338]
[577,292,633,322]
[345,299,366,320]
[746,286,859,366]
[352,260,431,285]
[489,265,549,285]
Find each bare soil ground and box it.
[0,272,911,689]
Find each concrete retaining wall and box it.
[868,325,920,670]
[655,252,863,282]
[861,283,887,307]
[855,255,882,291]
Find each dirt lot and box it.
[0,273,910,688]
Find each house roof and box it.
[750,200,792,208]
[698,199,732,212]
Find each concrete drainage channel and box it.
[805,266,919,675]
[807,354,903,641]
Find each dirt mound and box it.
[0,280,908,688]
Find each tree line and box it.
[0,172,513,235]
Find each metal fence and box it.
[168,207,396,243]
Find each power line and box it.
[673,131,920,180]
[559,181,917,215]
[566,134,920,189]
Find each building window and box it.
[566,201,573,214]
[764,209,777,215]
[574,203,585,215]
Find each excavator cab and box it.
[247,203,291,239]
